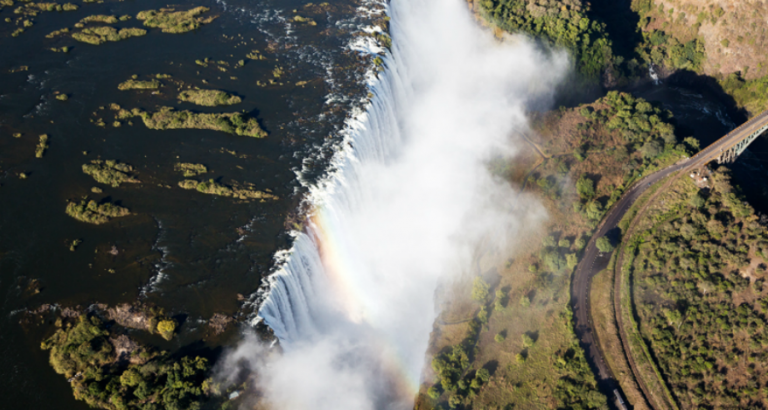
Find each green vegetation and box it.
[292,15,317,26]
[82,160,139,187]
[178,89,241,106]
[174,163,208,177]
[66,199,130,224]
[55,93,69,100]
[156,319,176,341]
[41,315,210,410]
[35,134,49,158]
[178,179,278,201]
[245,49,265,60]
[72,27,147,45]
[627,169,768,408]
[635,30,705,72]
[76,14,119,25]
[719,72,768,116]
[595,236,614,253]
[478,0,615,79]
[69,239,81,251]
[46,28,69,38]
[133,106,267,138]
[137,7,216,33]
[118,77,161,90]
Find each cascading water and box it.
[242,0,570,408]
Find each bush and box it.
[596,236,615,253]
[156,319,176,340]
[522,334,535,348]
[576,175,595,200]
[471,277,490,302]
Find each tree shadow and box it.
[482,360,499,376]
[586,0,644,65]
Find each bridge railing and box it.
[689,108,768,161]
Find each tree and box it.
[558,238,571,248]
[495,333,505,343]
[640,139,663,159]
[520,295,531,307]
[596,236,615,253]
[689,192,706,208]
[566,253,579,270]
[471,277,490,302]
[576,175,595,200]
[156,319,176,341]
[522,334,535,348]
[427,385,441,399]
[684,136,700,151]
[542,249,567,272]
[585,200,604,221]
[574,237,586,250]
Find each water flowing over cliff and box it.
[247,0,569,408]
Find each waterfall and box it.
[246,0,569,408]
[649,63,661,85]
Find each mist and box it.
[219,0,569,408]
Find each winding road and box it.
[571,109,768,409]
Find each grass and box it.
[72,26,146,45]
[136,6,216,34]
[82,160,139,187]
[591,263,651,410]
[65,199,130,224]
[178,89,241,106]
[174,162,208,177]
[611,174,682,410]
[178,179,278,201]
[117,77,161,90]
[35,134,49,158]
[133,106,267,138]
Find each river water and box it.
[0,0,377,407]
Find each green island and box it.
[178,179,278,201]
[136,7,216,34]
[72,27,147,45]
[130,106,267,138]
[35,134,49,158]
[82,160,139,187]
[2,1,78,38]
[117,77,162,91]
[625,169,768,408]
[174,163,208,177]
[178,89,241,107]
[74,15,128,26]
[41,314,210,410]
[65,199,130,224]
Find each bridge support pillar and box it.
[717,123,768,164]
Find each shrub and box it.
[596,236,615,253]
[156,319,176,340]
[522,334,534,348]
[471,277,490,302]
[576,175,595,200]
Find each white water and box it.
[239,0,569,408]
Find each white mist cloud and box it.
[219,0,569,408]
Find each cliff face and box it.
[634,0,768,80]
[477,0,616,80]
[630,0,768,114]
